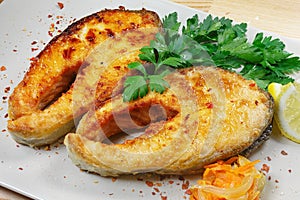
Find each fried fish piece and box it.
[64,66,274,176]
[7,8,161,146]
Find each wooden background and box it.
[173,0,300,39]
[0,0,299,199]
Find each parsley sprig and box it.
[123,12,300,102]
[122,51,171,102]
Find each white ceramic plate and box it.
[0,0,299,199]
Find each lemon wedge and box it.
[268,82,300,143]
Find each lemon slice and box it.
[268,82,300,143]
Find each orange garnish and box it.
[190,156,265,200]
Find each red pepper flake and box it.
[205,102,214,109]
[145,180,154,187]
[155,182,162,187]
[0,66,6,71]
[261,163,270,173]
[185,189,192,195]
[31,48,39,52]
[31,41,37,45]
[1,129,6,132]
[249,82,256,87]
[48,14,53,18]
[57,2,64,9]
[62,47,76,59]
[4,113,8,118]
[153,187,160,193]
[182,180,190,190]
[161,196,167,200]
[119,5,125,10]
[113,65,121,70]
[48,31,53,37]
[266,156,272,161]
[30,57,37,61]
[50,23,55,31]
[275,179,279,183]
[288,169,292,173]
[255,100,259,105]
[13,49,17,52]
[268,176,271,181]
[4,87,10,93]
[168,180,174,184]
[281,150,288,155]
[111,177,117,182]
[18,167,23,171]
[16,144,20,148]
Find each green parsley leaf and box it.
[253,33,291,64]
[123,62,151,102]
[160,57,187,68]
[149,74,170,93]
[123,60,171,101]
[162,12,181,31]
[123,12,300,102]
[123,76,148,102]
[276,56,300,74]
[138,47,158,64]
[219,36,262,63]
[128,62,147,76]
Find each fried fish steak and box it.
[7,8,161,146]
[64,66,274,176]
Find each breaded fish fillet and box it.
[7,8,161,146]
[64,66,274,176]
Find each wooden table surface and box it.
[173,0,300,39]
[1,0,299,199]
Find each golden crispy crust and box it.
[7,8,161,146]
[9,8,161,119]
[64,66,274,176]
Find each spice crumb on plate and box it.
[145,180,154,187]
[57,2,64,9]
[281,150,288,155]
[0,66,6,71]
[261,163,270,173]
